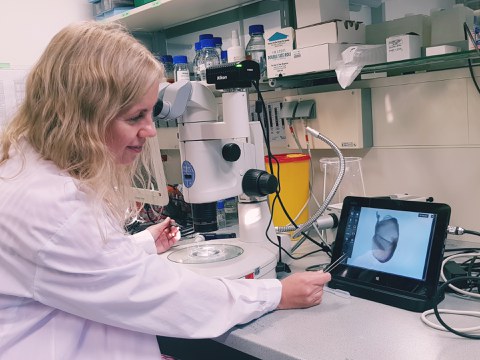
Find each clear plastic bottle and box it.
[216,199,227,229]
[213,36,223,59]
[224,197,238,227]
[245,24,266,81]
[192,41,202,81]
[161,55,175,83]
[173,55,190,82]
[198,38,220,82]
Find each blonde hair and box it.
[0,21,164,226]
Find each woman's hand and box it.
[147,217,181,254]
[277,271,331,309]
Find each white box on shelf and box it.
[266,43,349,78]
[296,20,365,48]
[289,43,350,76]
[425,45,460,56]
[366,14,431,48]
[431,4,474,46]
[265,27,295,69]
[386,34,422,62]
[294,0,349,28]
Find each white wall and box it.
[0,1,92,68]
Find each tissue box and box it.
[295,0,349,28]
[296,20,365,48]
[366,14,431,48]
[386,34,422,62]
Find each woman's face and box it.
[106,81,159,165]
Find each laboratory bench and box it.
[158,239,480,360]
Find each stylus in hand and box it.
[323,253,348,273]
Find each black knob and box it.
[242,169,278,197]
[222,143,241,162]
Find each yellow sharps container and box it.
[264,153,310,229]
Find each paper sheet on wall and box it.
[0,68,27,128]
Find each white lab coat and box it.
[0,142,281,359]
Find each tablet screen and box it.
[328,196,451,312]
[341,205,436,281]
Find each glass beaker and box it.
[320,156,366,205]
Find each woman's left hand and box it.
[147,217,181,254]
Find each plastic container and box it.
[216,200,227,229]
[160,55,174,83]
[198,38,220,81]
[320,157,365,205]
[264,153,310,227]
[227,29,246,63]
[173,55,190,82]
[246,24,266,80]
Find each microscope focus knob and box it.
[242,169,278,197]
[222,143,241,162]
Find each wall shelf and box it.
[270,50,480,89]
[104,0,260,32]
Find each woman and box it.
[0,21,330,359]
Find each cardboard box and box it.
[431,5,474,46]
[366,14,431,48]
[296,20,365,48]
[265,27,295,63]
[267,43,350,78]
[386,34,422,62]
[425,45,460,56]
[295,0,349,28]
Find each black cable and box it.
[251,80,332,259]
[433,276,480,339]
[463,22,480,94]
[464,229,480,236]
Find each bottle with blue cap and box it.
[192,42,202,81]
[213,37,223,59]
[160,55,174,83]
[173,55,190,82]
[245,24,266,81]
[198,38,220,82]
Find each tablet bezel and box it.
[328,196,451,312]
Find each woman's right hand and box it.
[277,271,331,309]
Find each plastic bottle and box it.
[192,41,202,81]
[161,55,175,83]
[198,38,220,82]
[216,200,227,229]
[245,24,266,81]
[224,197,238,227]
[213,36,223,59]
[221,50,228,64]
[173,55,190,82]
[227,29,245,63]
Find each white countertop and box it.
[213,239,480,360]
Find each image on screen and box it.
[341,206,436,280]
